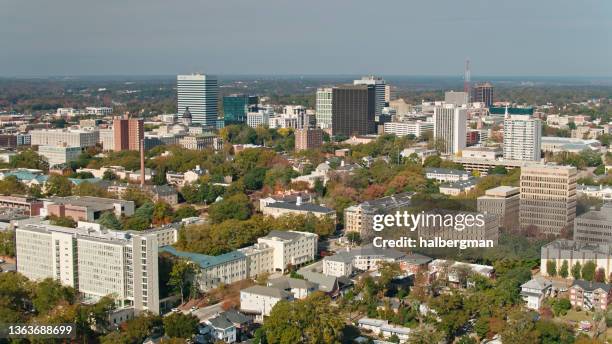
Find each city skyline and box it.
[1,0,611,77]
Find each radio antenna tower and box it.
[464,59,471,101]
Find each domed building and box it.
[181,107,192,126]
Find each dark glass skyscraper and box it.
[472,82,494,107]
[331,85,376,137]
[223,95,258,124]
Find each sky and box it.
[1,0,611,77]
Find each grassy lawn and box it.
[557,309,592,324]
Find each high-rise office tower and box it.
[113,114,144,151]
[472,82,494,107]
[354,76,386,118]
[316,88,333,130]
[331,85,376,137]
[520,165,577,236]
[223,94,258,125]
[503,111,542,161]
[433,104,467,155]
[177,74,219,126]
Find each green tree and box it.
[264,292,344,344]
[572,262,582,280]
[346,231,361,246]
[174,205,199,221]
[208,193,252,224]
[32,278,76,314]
[152,201,174,225]
[243,167,267,190]
[49,215,77,228]
[0,231,15,257]
[163,313,199,338]
[581,261,596,281]
[500,310,539,343]
[102,170,118,181]
[474,317,489,339]
[169,259,197,304]
[9,149,49,171]
[0,175,27,195]
[46,174,73,196]
[98,211,122,230]
[546,260,557,277]
[559,260,569,279]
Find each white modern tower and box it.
[177,74,219,126]
[433,104,467,155]
[315,87,333,130]
[354,76,386,118]
[503,109,542,161]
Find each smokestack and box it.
[140,138,145,186]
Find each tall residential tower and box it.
[503,111,542,161]
[433,104,467,155]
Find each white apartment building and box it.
[15,220,159,314]
[240,285,293,322]
[86,107,113,116]
[383,120,433,138]
[177,74,218,126]
[503,113,542,161]
[433,104,467,155]
[246,110,271,128]
[162,230,318,291]
[161,246,247,291]
[424,168,471,183]
[521,278,552,310]
[30,128,99,148]
[257,230,318,272]
[238,243,275,278]
[38,145,82,167]
[99,128,114,151]
[316,88,333,129]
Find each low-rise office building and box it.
[261,198,335,220]
[573,204,612,244]
[541,239,612,280]
[42,196,135,222]
[0,195,43,216]
[425,168,471,183]
[477,186,520,231]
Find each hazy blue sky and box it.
[1,0,611,77]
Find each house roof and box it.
[264,201,334,214]
[268,277,317,290]
[571,279,612,293]
[160,245,246,269]
[521,278,552,291]
[241,285,292,299]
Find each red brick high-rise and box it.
[113,113,144,151]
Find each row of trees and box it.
[547,260,608,283]
[175,213,335,256]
